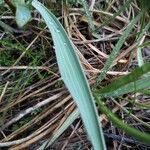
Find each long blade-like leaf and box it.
[136,23,150,66]
[80,0,94,30]
[97,12,142,84]
[95,96,150,144]
[101,77,150,97]
[94,0,133,31]
[94,63,150,97]
[38,109,79,149]
[32,0,106,149]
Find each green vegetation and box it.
[0,0,150,149]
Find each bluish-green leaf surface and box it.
[15,4,31,27]
[32,0,106,149]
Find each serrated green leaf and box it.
[32,0,106,149]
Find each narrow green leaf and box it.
[0,21,15,33]
[94,0,133,32]
[137,46,144,67]
[80,0,94,30]
[32,0,106,149]
[138,89,150,95]
[137,23,150,66]
[94,64,150,95]
[96,77,150,98]
[127,99,150,109]
[97,12,142,84]
[38,109,79,150]
[139,41,150,48]
[137,0,150,10]
[95,96,150,144]
[137,23,150,42]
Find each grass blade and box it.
[32,0,106,149]
[97,12,142,84]
[95,96,150,144]
[80,0,94,31]
[94,63,150,96]
[98,77,150,98]
[38,109,79,149]
[94,0,133,31]
[136,23,150,66]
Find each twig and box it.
[0,92,64,130]
[104,133,147,145]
